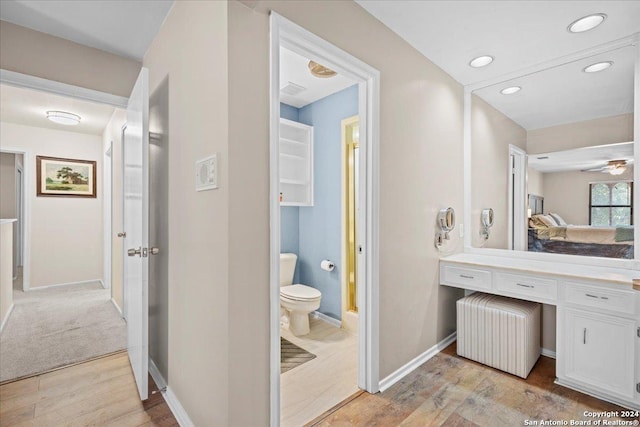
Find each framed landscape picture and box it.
[36,156,97,198]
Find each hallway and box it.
[0,283,126,382]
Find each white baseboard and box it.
[163,386,195,427]
[149,358,167,390]
[0,303,15,334]
[26,278,104,291]
[379,332,457,392]
[311,310,341,328]
[541,348,556,359]
[110,298,123,317]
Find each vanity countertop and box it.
[440,253,639,287]
[0,219,17,225]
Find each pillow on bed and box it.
[530,214,557,228]
[549,213,568,226]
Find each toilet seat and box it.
[280,284,321,301]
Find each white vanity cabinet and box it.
[279,118,313,206]
[559,308,636,402]
[439,254,640,410]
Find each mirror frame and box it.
[463,33,640,270]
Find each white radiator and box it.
[457,292,541,379]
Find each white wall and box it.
[0,153,17,276]
[527,167,544,199]
[0,122,104,288]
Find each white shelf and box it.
[279,118,313,206]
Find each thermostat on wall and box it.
[195,154,218,191]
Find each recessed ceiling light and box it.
[500,86,521,95]
[583,61,613,73]
[46,111,81,126]
[568,13,607,33]
[469,55,494,68]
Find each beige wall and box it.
[527,113,633,154]
[527,167,544,199]
[0,122,103,288]
[102,109,126,309]
[0,21,141,98]
[0,221,14,329]
[542,169,633,225]
[143,1,230,425]
[471,95,527,249]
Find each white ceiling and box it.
[529,141,634,173]
[356,1,640,86]
[0,0,174,60]
[280,47,357,108]
[0,83,118,135]
[356,1,640,130]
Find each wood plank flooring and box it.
[0,351,178,426]
[309,342,632,427]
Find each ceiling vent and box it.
[280,82,306,96]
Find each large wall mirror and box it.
[468,42,637,262]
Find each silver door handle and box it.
[128,247,142,257]
[150,247,160,255]
[117,232,127,238]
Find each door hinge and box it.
[637,327,640,338]
[636,383,640,394]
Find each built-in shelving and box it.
[279,118,313,206]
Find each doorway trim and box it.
[508,145,527,251]
[269,12,380,426]
[104,144,113,290]
[0,147,30,291]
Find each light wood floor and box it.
[281,317,359,427]
[0,351,178,426]
[309,342,629,426]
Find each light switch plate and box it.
[195,154,218,191]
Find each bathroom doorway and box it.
[270,13,381,427]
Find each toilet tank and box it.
[280,253,297,286]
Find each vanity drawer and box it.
[495,272,557,301]
[564,282,636,315]
[442,265,491,290]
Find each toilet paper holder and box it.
[435,207,456,248]
[321,260,335,272]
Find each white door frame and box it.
[508,145,527,251]
[269,13,380,426]
[104,144,113,290]
[1,147,29,290]
[15,164,23,269]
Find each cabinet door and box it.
[563,308,636,401]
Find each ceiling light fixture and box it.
[583,61,613,73]
[469,55,494,68]
[46,111,81,126]
[607,160,627,176]
[568,13,607,33]
[308,60,337,78]
[500,86,521,95]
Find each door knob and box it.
[128,247,142,257]
[150,247,160,255]
[117,232,127,238]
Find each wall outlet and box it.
[195,154,218,191]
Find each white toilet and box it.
[280,253,322,336]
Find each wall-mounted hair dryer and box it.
[435,207,456,248]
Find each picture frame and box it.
[36,156,97,198]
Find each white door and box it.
[124,68,150,400]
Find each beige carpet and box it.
[0,282,126,382]
[281,337,316,373]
